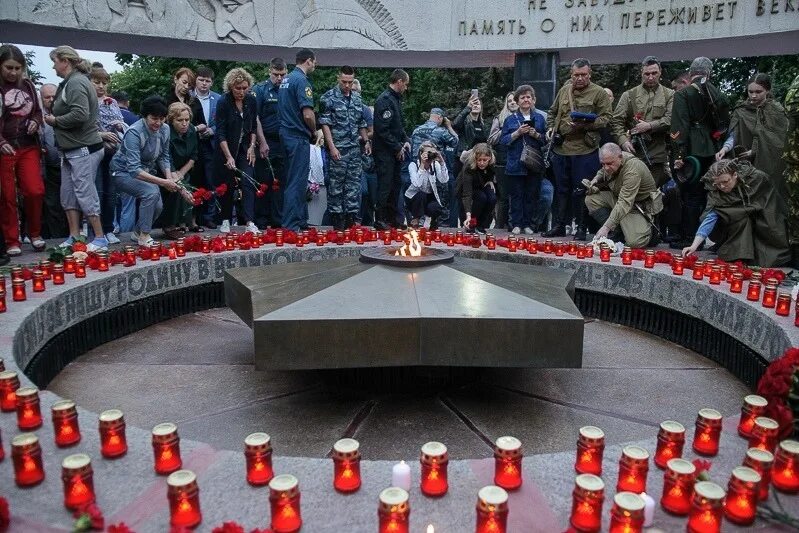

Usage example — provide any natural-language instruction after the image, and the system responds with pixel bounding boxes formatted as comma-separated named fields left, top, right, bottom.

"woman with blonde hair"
left=159, top=102, right=198, bottom=238
left=455, top=143, right=497, bottom=234
left=487, top=92, right=518, bottom=229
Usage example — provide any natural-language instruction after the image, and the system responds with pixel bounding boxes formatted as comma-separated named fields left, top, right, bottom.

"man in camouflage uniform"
left=784, top=74, right=799, bottom=243
left=320, top=65, right=370, bottom=230
left=410, top=108, right=459, bottom=161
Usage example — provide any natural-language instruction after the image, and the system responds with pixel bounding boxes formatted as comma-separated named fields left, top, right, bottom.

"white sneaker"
left=245, top=221, right=261, bottom=234
left=80, top=223, right=88, bottom=237
left=523, top=227, right=534, bottom=235
left=511, top=227, right=521, bottom=235
left=106, top=233, right=121, bottom=245
left=220, top=220, right=231, bottom=233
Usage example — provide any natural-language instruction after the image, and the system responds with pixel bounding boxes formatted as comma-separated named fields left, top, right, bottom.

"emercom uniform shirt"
left=278, top=67, right=314, bottom=139
left=547, top=81, right=612, bottom=156
left=254, top=78, right=281, bottom=140
left=373, top=87, right=408, bottom=153
left=319, top=86, right=367, bottom=149
left=611, top=84, right=674, bottom=165
left=592, top=152, right=659, bottom=230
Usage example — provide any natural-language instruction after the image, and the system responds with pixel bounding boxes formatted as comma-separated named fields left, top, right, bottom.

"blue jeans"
left=113, top=173, right=162, bottom=234
left=281, top=133, right=310, bottom=231
left=92, top=149, right=116, bottom=237
left=116, top=193, right=137, bottom=232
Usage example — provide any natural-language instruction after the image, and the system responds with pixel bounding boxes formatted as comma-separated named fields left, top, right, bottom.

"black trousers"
left=41, top=164, right=69, bottom=238
left=374, top=148, right=402, bottom=225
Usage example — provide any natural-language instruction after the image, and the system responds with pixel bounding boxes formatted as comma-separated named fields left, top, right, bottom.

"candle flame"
left=60, top=425, right=74, bottom=436
left=426, top=525, right=434, bottom=533
left=394, top=230, right=422, bottom=257
left=23, top=457, right=36, bottom=472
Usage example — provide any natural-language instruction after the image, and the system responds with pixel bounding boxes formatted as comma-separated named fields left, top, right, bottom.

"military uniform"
left=410, top=120, right=458, bottom=161
left=319, top=86, right=368, bottom=219
left=784, top=74, right=799, bottom=241
left=585, top=152, right=662, bottom=248
left=254, top=78, right=284, bottom=228
left=373, top=87, right=409, bottom=228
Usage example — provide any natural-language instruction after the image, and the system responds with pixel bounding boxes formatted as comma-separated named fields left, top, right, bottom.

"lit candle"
left=672, top=256, right=684, bottom=275
left=245, top=432, right=273, bottom=486
left=686, top=481, right=725, bottom=533
left=585, top=245, right=594, bottom=258
left=639, top=492, right=655, bottom=527
left=475, top=485, right=509, bottom=533
left=52, top=264, right=65, bottom=285
left=660, top=458, right=696, bottom=515
left=600, top=246, right=611, bottom=262
left=576, top=245, right=586, bottom=259
left=0, top=427, right=4, bottom=462
left=167, top=469, right=202, bottom=528
left=74, top=259, right=86, bottom=278
left=201, top=237, right=211, bottom=253
left=11, top=433, right=45, bottom=487
left=226, top=233, right=237, bottom=250
left=332, top=438, right=361, bottom=493
left=493, top=436, right=523, bottom=490
left=62, top=453, right=95, bottom=510
left=455, top=231, right=464, bottom=245
left=316, top=234, right=325, bottom=246
left=569, top=473, right=604, bottom=533
left=336, top=231, right=345, bottom=245
left=175, top=238, right=186, bottom=256
left=608, top=492, right=645, bottom=533
left=39, top=260, right=52, bottom=279
left=0, top=370, right=20, bottom=411
left=644, top=250, right=655, bottom=268
left=52, top=399, right=81, bottom=447
left=355, top=230, right=364, bottom=245
left=729, top=272, right=743, bottom=293
left=12, top=278, right=26, bottom=301
left=692, top=260, right=704, bottom=280
left=772, top=439, right=799, bottom=493
left=507, top=238, right=517, bottom=253
left=98, top=251, right=110, bottom=270
left=708, top=266, right=722, bottom=285
left=378, top=487, right=409, bottom=533
left=616, top=445, right=650, bottom=494
left=776, top=293, right=792, bottom=316
left=743, top=447, right=774, bottom=501
left=555, top=242, right=565, bottom=257
left=655, top=420, right=685, bottom=469
left=747, top=280, right=762, bottom=301
left=269, top=474, right=302, bottom=533
left=15, top=387, right=43, bottom=430
left=10, top=266, right=22, bottom=280
left=527, top=238, right=537, bottom=254
left=64, top=254, right=76, bottom=273
left=152, top=422, right=182, bottom=475
left=692, top=408, right=722, bottom=456
left=738, top=394, right=768, bottom=438
left=296, top=235, right=304, bottom=248
left=575, top=426, right=604, bottom=475
left=123, top=246, right=136, bottom=266
left=762, top=281, right=778, bottom=308
left=99, top=409, right=127, bottom=458
left=392, top=460, right=411, bottom=491
left=621, top=247, right=632, bottom=265
left=0, top=287, right=5, bottom=312
left=383, top=232, right=392, bottom=245
left=703, top=259, right=715, bottom=276
left=748, top=416, right=779, bottom=452
left=149, top=245, right=161, bottom=262
left=723, top=466, right=760, bottom=526
left=420, top=441, right=449, bottom=497
left=543, top=239, right=553, bottom=253
left=32, top=270, right=45, bottom=292
left=487, top=234, right=497, bottom=251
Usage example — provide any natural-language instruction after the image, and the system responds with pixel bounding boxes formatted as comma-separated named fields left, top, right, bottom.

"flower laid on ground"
left=107, top=523, right=133, bottom=533
left=212, top=522, right=246, bottom=533
left=72, top=502, right=104, bottom=531
left=756, top=347, right=799, bottom=439
left=0, top=496, right=10, bottom=532
left=692, top=458, right=712, bottom=481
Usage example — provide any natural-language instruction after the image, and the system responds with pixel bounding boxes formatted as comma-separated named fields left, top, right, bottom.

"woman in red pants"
left=0, top=44, right=44, bottom=256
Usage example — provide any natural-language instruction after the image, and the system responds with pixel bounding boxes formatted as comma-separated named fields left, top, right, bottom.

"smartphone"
left=471, top=88, right=479, bottom=99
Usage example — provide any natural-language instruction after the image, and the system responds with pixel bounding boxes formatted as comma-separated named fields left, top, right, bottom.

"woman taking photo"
left=488, top=92, right=518, bottom=230
left=160, top=102, right=198, bottom=238
left=455, top=143, right=497, bottom=234
left=0, top=44, right=44, bottom=256
left=45, top=45, right=108, bottom=252
left=215, top=67, right=259, bottom=234
left=404, top=141, right=449, bottom=230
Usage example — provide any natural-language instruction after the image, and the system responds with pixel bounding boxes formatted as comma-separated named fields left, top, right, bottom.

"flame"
left=427, top=525, right=434, bottom=533
left=394, top=230, right=422, bottom=257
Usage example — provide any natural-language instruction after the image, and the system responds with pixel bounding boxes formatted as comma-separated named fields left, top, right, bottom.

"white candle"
left=640, top=491, right=655, bottom=527
left=426, top=525, right=434, bottom=533
left=392, top=460, right=411, bottom=491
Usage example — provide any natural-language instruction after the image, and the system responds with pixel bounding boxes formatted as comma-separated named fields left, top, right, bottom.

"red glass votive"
left=32, top=270, right=45, bottom=292
left=655, top=420, right=685, bottom=469
left=226, top=234, right=237, bottom=250
left=383, top=233, right=392, bottom=245
left=99, top=409, right=127, bottom=458
left=621, top=247, right=632, bottom=265
left=52, top=399, right=81, bottom=447
left=507, top=238, right=517, bottom=253
left=555, top=242, right=565, bottom=256
left=0, top=287, right=5, bottom=312
left=175, top=237, right=186, bottom=256
left=245, top=432, right=273, bottom=486
left=487, top=235, right=496, bottom=250
left=378, top=487, right=409, bottom=533
left=201, top=237, right=211, bottom=253
left=97, top=251, right=110, bottom=270
left=708, top=266, right=722, bottom=285
left=672, top=256, right=684, bottom=275
left=609, top=492, right=645, bottom=533
left=493, top=436, right=523, bottom=490
left=692, top=260, right=704, bottom=280
left=12, top=278, right=26, bottom=301
left=355, top=231, right=364, bottom=245
left=692, top=408, right=722, bottom=456
left=600, top=246, right=611, bottom=262
left=476, top=485, right=509, bottom=533
left=661, top=458, right=697, bottom=515
left=75, top=260, right=86, bottom=278
left=748, top=416, right=780, bottom=452
left=150, top=245, right=161, bottom=262
left=772, top=439, right=799, bottom=493
left=575, top=426, right=604, bottom=475
left=527, top=238, right=537, bottom=254
left=332, top=438, right=361, bottom=493
left=644, top=250, right=655, bottom=268
left=0, top=272, right=5, bottom=291
left=743, top=447, right=774, bottom=501
left=703, top=259, right=715, bottom=276
left=762, top=282, right=778, bottom=308
left=776, top=293, right=792, bottom=316
left=316, top=234, right=326, bottom=246
left=687, top=481, right=725, bottom=533
left=167, top=469, right=202, bottom=528
left=567, top=242, right=577, bottom=255
left=747, top=280, right=762, bottom=301
left=123, top=246, right=136, bottom=266
left=0, top=370, right=20, bottom=411
left=723, top=466, right=760, bottom=526
left=738, top=394, right=768, bottom=438
left=335, top=231, right=344, bottom=245
left=729, top=272, right=743, bottom=293
left=152, top=422, right=182, bottom=475
left=62, top=453, right=95, bottom=510
left=420, top=441, right=449, bottom=497
left=270, top=474, right=302, bottom=533
left=52, top=264, right=65, bottom=285
left=616, top=445, right=649, bottom=493
left=577, top=245, right=586, bottom=259
left=296, top=235, right=304, bottom=248
left=455, top=231, right=465, bottom=245
left=0, top=427, right=4, bottom=462
left=570, top=473, right=604, bottom=532
left=12, top=433, right=45, bottom=487
left=10, top=266, right=22, bottom=280
left=39, top=260, right=52, bottom=279
left=64, top=254, right=76, bottom=273
left=15, top=387, right=43, bottom=430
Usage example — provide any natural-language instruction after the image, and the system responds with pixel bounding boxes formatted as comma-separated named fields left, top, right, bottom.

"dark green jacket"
left=671, top=77, right=729, bottom=159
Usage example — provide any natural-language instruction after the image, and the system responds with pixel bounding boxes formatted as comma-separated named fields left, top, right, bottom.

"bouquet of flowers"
left=756, top=347, right=799, bottom=439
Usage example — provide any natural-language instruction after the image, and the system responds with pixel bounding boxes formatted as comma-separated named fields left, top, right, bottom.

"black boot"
left=543, top=225, right=566, bottom=237
left=332, top=213, right=346, bottom=231
left=344, top=213, right=354, bottom=229
left=428, top=216, right=439, bottom=231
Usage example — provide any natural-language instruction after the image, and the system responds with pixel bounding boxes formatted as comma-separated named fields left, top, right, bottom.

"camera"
left=426, top=149, right=438, bottom=158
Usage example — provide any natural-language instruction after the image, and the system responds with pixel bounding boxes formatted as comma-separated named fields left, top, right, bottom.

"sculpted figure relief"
left=292, top=0, right=407, bottom=50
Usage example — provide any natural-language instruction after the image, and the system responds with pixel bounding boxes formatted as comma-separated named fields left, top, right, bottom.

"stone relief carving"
left=70, top=0, right=199, bottom=38
left=292, top=0, right=407, bottom=50
left=185, top=0, right=270, bottom=44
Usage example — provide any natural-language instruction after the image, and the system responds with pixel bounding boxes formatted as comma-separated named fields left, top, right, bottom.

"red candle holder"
left=316, top=234, right=326, bottom=246
left=576, top=245, right=586, bottom=259
left=644, top=250, right=655, bottom=268
left=621, top=247, right=632, bottom=265
left=62, top=453, right=95, bottom=510
left=776, top=293, right=792, bottom=316
left=0, top=427, right=4, bottom=462
left=175, top=238, right=186, bottom=256
left=616, top=445, right=649, bottom=493
left=655, top=420, right=685, bottom=469
left=475, top=485, right=509, bottom=533
left=355, top=231, right=365, bottom=245
left=569, top=473, right=604, bottom=532
left=167, top=469, right=202, bottom=528
left=52, top=399, right=81, bottom=447
left=575, top=426, right=604, bottom=475
left=420, top=441, right=449, bottom=497
left=737, top=394, right=768, bottom=438
left=692, top=408, right=722, bottom=456
left=39, top=260, right=52, bottom=279
left=378, top=487, right=409, bottom=533
left=11, top=433, right=45, bottom=487
left=455, top=231, right=465, bottom=245
left=527, top=238, right=537, bottom=254
left=270, top=474, right=302, bottom=533
left=332, top=438, right=361, bottom=493
left=12, top=278, right=26, bottom=301
left=64, top=254, right=76, bottom=273
left=32, top=270, right=45, bottom=292
left=245, top=432, right=273, bottom=486
left=493, top=436, right=523, bottom=490
left=150, top=245, right=161, bottom=262
left=729, top=272, right=743, bottom=293
left=660, top=458, right=697, bottom=515
left=296, top=236, right=304, bottom=248
left=0, top=273, right=5, bottom=291
left=687, top=481, right=725, bottom=533
left=703, top=259, right=715, bottom=276
left=748, top=416, right=779, bottom=452
left=152, top=422, right=182, bottom=475
left=672, top=256, right=684, bottom=275
left=555, top=242, right=565, bottom=257
left=226, top=234, right=237, bottom=250
left=600, top=246, right=611, bottom=262
left=708, top=265, right=722, bottom=285
left=15, top=387, right=43, bottom=430
left=692, top=260, right=704, bottom=280
left=0, top=370, right=20, bottom=411
left=201, top=237, right=211, bottom=253
left=507, top=238, right=517, bottom=253
left=609, top=492, right=645, bottom=533
left=747, top=280, right=762, bottom=301
left=487, top=234, right=496, bottom=250
left=762, top=282, right=778, bottom=308
left=52, top=264, right=65, bottom=285
left=10, top=266, right=22, bottom=280
left=97, top=251, right=110, bottom=270
left=0, top=287, right=6, bottom=313
left=123, top=246, right=136, bottom=267
left=723, top=466, right=760, bottom=526
left=772, top=439, right=799, bottom=493
left=743, top=447, right=774, bottom=501
left=75, top=260, right=86, bottom=278
left=99, top=409, right=127, bottom=458
left=335, top=231, right=344, bottom=245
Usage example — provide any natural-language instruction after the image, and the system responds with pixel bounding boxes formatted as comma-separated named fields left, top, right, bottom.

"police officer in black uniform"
left=373, top=69, right=411, bottom=230
left=254, top=57, right=288, bottom=228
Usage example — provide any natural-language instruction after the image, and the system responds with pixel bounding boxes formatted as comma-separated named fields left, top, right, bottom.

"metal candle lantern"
left=660, top=458, right=696, bottom=515
left=12, top=433, right=45, bottom=487
left=332, top=438, right=361, bottom=493
left=269, top=474, right=302, bottom=533
left=692, top=408, right=722, bottom=456
left=378, top=487, right=409, bottom=533
left=15, top=387, right=43, bottom=430
left=575, top=426, right=604, bottom=475
left=493, top=436, right=523, bottom=490
left=99, top=409, right=127, bottom=458
left=475, top=485, right=509, bottom=533
left=569, top=473, right=604, bottom=533
left=167, top=469, right=202, bottom=528
left=654, top=420, right=685, bottom=469
left=152, top=422, right=182, bottom=475
left=738, top=394, right=768, bottom=438
left=722, top=466, right=761, bottom=526
left=62, top=453, right=95, bottom=510
left=245, top=432, right=274, bottom=486
left=52, top=399, right=81, bottom=447
left=686, top=481, right=725, bottom=533
left=420, top=441, right=449, bottom=497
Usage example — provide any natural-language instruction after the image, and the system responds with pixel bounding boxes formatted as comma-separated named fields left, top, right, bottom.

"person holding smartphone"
left=452, top=91, right=488, bottom=225
left=404, top=141, right=449, bottom=230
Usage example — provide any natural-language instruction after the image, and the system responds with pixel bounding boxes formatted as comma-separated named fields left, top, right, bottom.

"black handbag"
left=520, top=137, right=544, bottom=174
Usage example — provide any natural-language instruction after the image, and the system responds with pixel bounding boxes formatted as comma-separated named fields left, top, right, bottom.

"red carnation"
left=72, top=241, right=88, bottom=252
left=634, top=112, right=644, bottom=122
left=107, top=523, right=133, bottom=533
left=109, top=250, right=125, bottom=265
left=256, top=190, right=265, bottom=198
left=692, top=459, right=712, bottom=481
left=711, top=130, right=723, bottom=141
left=215, top=184, right=228, bottom=197
left=169, top=527, right=192, bottom=533
left=72, top=502, right=104, bottom=530
left=85, top=253, right=100, bottom=270
left=0, top=496, right=9, bottom=532
left=21, top=267, right=33, bottom=280
left=272, top=179, right=280, bottom=191
left=213, top=522, right=246, bottom=533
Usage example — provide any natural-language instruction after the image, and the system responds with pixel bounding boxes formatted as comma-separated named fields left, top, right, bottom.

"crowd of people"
left=0, top=44, right=796, bottom=267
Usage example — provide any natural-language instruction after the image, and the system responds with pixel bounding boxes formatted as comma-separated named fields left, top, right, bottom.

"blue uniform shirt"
left=279, top=67, right=314, bottom=138
left=254, top=79, right=281, bottom=138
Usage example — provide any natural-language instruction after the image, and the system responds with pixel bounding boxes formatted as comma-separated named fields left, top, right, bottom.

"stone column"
left=513, top=52, right=559, bottom=111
